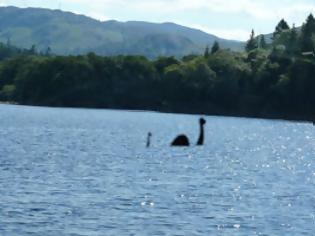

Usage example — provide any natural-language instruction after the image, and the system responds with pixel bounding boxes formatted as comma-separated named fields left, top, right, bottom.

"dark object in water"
left=146, top=132, right=152, bottom=148
left=171, top=118, right=206, bottom=147
left=171, top=135, right=190, bottom=146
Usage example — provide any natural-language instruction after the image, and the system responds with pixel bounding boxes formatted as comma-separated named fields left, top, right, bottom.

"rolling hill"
left=0, top=6, right=245, bottom=58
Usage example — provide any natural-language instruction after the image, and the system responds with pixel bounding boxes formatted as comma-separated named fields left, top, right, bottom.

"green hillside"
left=0, top=6, right=244, bottom=58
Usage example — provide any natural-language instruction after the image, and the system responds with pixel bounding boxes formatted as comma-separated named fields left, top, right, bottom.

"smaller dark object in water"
left=146, top=132, right=152, bottom=148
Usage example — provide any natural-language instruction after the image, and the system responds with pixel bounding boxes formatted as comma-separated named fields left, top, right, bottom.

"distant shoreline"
left=0, top=101, right=312, bottom=124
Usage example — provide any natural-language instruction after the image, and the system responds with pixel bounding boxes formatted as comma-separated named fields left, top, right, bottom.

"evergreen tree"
left=245, top=29, right=258, bottom=52
left=204, top=46, right=210, bottom=58
left=300, top=14, right=315, bottom=52
left=29, top=45, right=37, bottom=55
left=211, top=41, right=220, bottom=54
left=45, top=46, right=51, bottom=56
left=6, top=37, right=11, bottom=47
left=259, top=35, right=267, bottom=49
left=273, top=19, right=290, bottom=39
left=305, top=14, right=315, bottom=32
left=287, top=24, right=299, bottom=55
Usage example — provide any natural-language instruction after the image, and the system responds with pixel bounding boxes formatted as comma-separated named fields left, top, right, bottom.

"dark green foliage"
left=300, top=14, right=315, bottom=52
left=211, top=41, right=220, bottom=54
left=0, top=42, right=37, bottom=61
left=286, top=25, right=299, bottom=55
left=154, top=56, right=179, bottom=74
left=204, top=46, right=210, bottom=58
left=1, top=14, right=315, bottom=121
left=246, top=30, right=258, bottom=52
left=259, top=35, right=268, bottom=49
left=273, top=19, right=290, bottom=39
left=182, top=54, right=198, bottom=62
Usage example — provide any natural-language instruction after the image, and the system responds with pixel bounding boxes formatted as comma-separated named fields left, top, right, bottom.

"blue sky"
left=1, top=0, right=315, bottom=41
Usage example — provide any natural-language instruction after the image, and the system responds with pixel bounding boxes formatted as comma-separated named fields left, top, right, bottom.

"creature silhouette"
left=171, top=118, right=206, bottom=146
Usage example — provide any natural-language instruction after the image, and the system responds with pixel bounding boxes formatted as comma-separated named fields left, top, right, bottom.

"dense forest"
left=0, top=14, right=315, bottom=121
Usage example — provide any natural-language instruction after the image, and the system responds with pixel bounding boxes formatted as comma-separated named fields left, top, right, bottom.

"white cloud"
left=0, top=0, right=7, bottom=6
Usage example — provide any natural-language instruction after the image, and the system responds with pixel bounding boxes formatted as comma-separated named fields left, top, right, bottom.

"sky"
left=0, top=0, right=315, bottom=41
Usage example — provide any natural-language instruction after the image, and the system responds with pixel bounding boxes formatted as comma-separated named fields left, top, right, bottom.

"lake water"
left=0, top=104, right=315, bottom=235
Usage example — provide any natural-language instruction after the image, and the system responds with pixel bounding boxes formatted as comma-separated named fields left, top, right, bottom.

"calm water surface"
left=1, top=104, right=315, bottom=235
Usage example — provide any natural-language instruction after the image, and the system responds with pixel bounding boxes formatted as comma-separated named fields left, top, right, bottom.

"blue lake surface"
left=0, top=104, right=315, bottom=235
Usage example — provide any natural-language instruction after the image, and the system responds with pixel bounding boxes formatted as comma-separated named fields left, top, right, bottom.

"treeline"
left=0, top=15, right=315, bottom=121
left=0, top=42, right=40, bottom=61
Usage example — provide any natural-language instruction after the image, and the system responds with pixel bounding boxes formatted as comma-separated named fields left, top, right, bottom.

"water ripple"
left=0, top=105, right=315, bottom=235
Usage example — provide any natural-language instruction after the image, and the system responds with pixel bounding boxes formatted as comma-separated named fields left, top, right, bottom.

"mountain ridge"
left=0, top=6, right=245, bottom=57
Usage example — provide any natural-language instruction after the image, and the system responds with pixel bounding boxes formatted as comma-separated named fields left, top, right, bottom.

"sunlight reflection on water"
left=0, top=104, right=315, bottom=235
